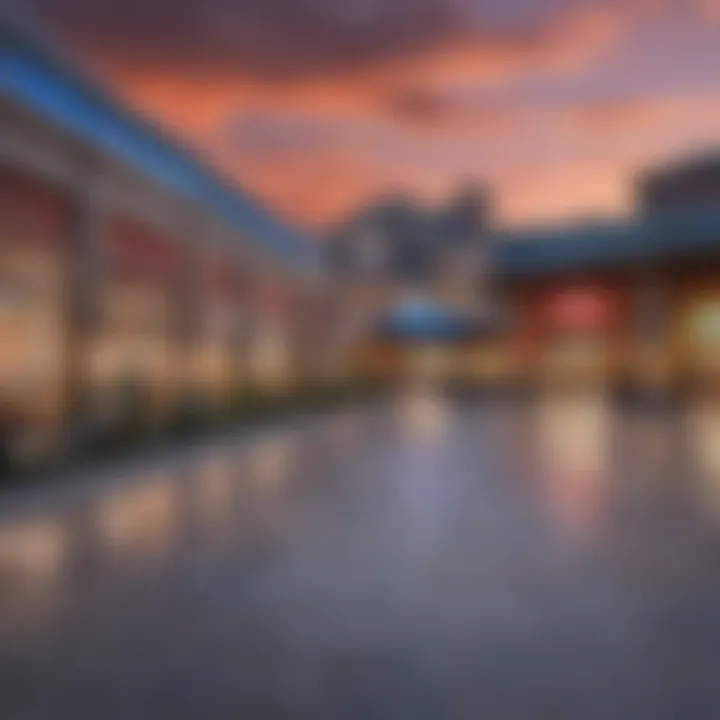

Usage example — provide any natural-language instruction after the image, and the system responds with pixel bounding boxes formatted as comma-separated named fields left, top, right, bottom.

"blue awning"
left=376, top=298, right=499, bottom=342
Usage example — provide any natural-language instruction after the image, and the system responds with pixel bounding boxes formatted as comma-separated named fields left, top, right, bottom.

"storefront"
left=0, top=169, right=73, bottom=459
left=369, top=297, right=489, bottom=388
left=358, top=341, right=405, bottom=382
left=0, top=13, right=325, bottom=466
left=249, top=276, right=292, bottom=393
left=493, top=197, right=720, bottom=396
left=679, top=292, right=720, bottom=393
left=322, top=285, right=383, bottom=382
left=193, top=257, right=245, bottom=410
left=529, top=284, right=622, bottom=388
left=627, top=281, right=674, bottom=392
left=453, top=341, right=517, bottom=387
left=449, top=305, right=516, bottom=388
left=90, top=216, right=183, bottom=434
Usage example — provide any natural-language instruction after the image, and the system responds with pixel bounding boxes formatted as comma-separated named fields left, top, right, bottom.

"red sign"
left=0, top=169, right=73, bottom=247
left=107, top=216, right=183, bottom=282
left=543, top=288, right=617, bottom=333
left=203, top=259, right=246, bottom=300
left=256, top=279, right=290, bottom=321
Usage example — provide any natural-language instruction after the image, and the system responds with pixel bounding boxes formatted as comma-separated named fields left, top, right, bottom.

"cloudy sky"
left=24, top=0, right=720, bottom=233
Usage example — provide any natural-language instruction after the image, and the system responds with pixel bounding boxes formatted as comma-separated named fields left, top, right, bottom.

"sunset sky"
left=24, top=0, right=720, bottom=235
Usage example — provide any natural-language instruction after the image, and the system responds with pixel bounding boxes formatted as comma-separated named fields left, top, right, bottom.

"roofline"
left=0, top=10, right=322, bottom=270
left=491, top=213, right=720, bottom=278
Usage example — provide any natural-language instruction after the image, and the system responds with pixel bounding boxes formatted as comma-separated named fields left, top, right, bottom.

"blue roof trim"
left=377, top=298, right=479, bottom=341
left=491, top=224, right=647, bottom=276
left=492, top=213, right=720, bottom=277
left=645, top=210, right=720, bottom=255
left=0, top=20, right=320, bottom=269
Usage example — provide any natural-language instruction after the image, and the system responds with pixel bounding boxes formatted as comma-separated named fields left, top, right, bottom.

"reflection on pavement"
left=95, top=471, right=179, bottom=562
left=1, top=398, right=720, bottom=718
left=396, top=393, right=453, bottom=550
left=0, top=514, right=66, bottom=591
left=685, top=400, right=720, bottom=521
left=535, top=392, right=611, bottom=536
left=193, top=453, right=237, bottom=520
left=398, top=390, right=451, bottom=443
left=249, top=435, right=296, bottom=490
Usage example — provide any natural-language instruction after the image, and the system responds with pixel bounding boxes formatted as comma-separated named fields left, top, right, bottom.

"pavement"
left=1, top=392, right=720, bottom=719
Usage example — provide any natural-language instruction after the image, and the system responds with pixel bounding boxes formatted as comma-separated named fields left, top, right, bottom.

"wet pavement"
left=2, top=393, right=720, bottom=718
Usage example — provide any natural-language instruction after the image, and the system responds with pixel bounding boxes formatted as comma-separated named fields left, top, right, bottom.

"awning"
left=375, top=298, right=506, bottom=343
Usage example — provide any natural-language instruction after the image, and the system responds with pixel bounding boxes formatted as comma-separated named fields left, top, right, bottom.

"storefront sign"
left=203, top=260, right=246, bottom=300
left=107, top=217, right=182, bottom=282
left=543, top=287, right=617, bottom=333
left=0, top=170, right=73, bottom=247
left=256, top=279, right=290, bottom=322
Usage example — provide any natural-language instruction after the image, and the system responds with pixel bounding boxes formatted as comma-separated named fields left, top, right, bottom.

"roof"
left=0, top=14, right=321, bottom=270
left=491, top=212, right=720, bottom=278
left=491, top=222, right=648, bottom=277
left=641, top=151, right=720, bottom=187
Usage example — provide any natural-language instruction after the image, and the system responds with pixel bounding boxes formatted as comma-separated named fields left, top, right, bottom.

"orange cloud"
left=101, top=1, right=626, bottom=127
left=33, top=0, right=720, bottom=233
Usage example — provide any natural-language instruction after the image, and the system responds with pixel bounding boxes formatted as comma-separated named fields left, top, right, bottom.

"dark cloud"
left=20, top=0, right=717, bottom=232
left=26, top=0, right=454, bottom=75
left=25, top=0, right=582, bottom=77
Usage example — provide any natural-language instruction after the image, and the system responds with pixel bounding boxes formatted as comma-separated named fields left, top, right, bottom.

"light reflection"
left=250, top=326, right=290, bottom=391
left=249, top=435, right=296, bottom=489
left=535, top=392, right=611, bottom=536
left=393, top=392, right=454, bottom=556
left=0, top=515, right=67, bottom=590
left=95, top=472, right=178, bottom=560
left=398, top=391, right=451, bottom=443
left=194, top=454, right=237, bottom=519
left=685, top=400, right=720, bottom=521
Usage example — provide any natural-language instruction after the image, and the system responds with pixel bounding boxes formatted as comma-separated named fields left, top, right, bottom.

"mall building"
left=492, top=153, right=720, bottom=394
left=0, top=16, right=337, bottom=461
left=352, top=152, right=720, bottom=394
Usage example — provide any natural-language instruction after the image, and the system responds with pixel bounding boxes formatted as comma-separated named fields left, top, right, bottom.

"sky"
left=23, top=0, right=720, bottom=235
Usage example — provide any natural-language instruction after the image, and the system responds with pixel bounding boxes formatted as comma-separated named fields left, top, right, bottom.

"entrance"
left=407, top=344, right=451, bottom=388
left=684, top=297, right=720, bottom=394
left=536, top=286, right=618, bottom=389
left=0, top=171, right=70, bottom=462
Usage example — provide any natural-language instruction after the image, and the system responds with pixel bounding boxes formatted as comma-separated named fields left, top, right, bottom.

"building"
left=327, top=188, right=495, bottom=382
left=491, top=154, right=720, bottom=393
left=639, top=152, right=720, bottom=215
left=0, top=14, right=327, bottom=463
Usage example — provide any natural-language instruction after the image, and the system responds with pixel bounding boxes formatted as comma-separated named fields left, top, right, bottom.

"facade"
left=327, top=147, right=720, bottom=394
left=0, top=16, right=332, bottom=462
left=327, top=188, right=493, bottom=384
left=5, top=12, right=720, bottom=469
left=639, top=153, right=720, bottom=215
left=491, top=155, right=720, bottom=393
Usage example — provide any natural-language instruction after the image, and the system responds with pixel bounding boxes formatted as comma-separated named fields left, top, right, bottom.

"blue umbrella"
left=376, top=298, right=488, bottom=343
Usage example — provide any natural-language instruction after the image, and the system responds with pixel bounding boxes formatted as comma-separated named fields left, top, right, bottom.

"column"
left=62, top=161, right=106, bottom=450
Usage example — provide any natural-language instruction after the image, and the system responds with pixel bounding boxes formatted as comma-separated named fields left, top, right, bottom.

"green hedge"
left=0, top=375, right=388, bottom=487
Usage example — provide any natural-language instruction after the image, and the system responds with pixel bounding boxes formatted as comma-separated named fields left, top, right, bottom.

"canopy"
left=376, top=298, right=504, bottom=343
